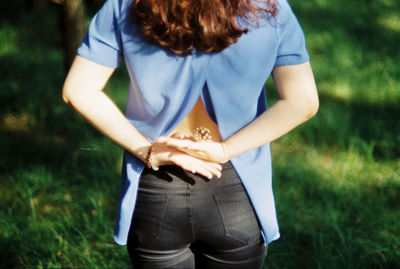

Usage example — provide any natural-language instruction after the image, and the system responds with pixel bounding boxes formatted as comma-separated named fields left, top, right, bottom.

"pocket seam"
left=213, top=192, right=250, bottom=245
left=134, top=193, right=169, bottom=240
left=156, top=195, right=169, bottom=238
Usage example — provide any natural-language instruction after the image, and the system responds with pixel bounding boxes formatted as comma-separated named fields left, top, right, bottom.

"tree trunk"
left=61, top=0, right=86, bottom=72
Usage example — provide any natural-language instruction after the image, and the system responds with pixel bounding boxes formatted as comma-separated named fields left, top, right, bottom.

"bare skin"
left=171, top=96, right=222, bottom=142
left=62, top=56, right=318, bottom=179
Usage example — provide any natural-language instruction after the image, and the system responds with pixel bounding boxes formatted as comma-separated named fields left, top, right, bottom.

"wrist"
left=221, top=140, right=233, bottom=163
left=128, top=143, right=151, bottom=164
left=145, top=143, right=159, bottom=170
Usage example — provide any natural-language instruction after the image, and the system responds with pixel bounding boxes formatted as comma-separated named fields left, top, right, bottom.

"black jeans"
left=127, top=162, right=267, bottom=269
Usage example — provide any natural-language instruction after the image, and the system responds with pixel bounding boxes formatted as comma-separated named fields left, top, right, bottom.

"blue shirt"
left=78, top=0, right=309, bottom=246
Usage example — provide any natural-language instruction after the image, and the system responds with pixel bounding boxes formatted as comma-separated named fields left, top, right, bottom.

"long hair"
left=131, top=0, right=277, bottom=55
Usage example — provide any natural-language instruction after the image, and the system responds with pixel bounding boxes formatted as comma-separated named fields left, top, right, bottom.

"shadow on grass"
left=273, top=0, right=400, bottom=161
left=0, top=1, right=130, bottom=176
left=269, top=154, right=400, bottom=269
left=293, top=0, right=400, bottom=58
left=298, top=93, right=400, bottom=160
left=0, top=235, right=22, bottom=268
left=0, top=1, right=89, bottom=174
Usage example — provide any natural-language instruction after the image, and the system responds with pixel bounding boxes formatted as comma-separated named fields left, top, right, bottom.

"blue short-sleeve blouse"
left=77, top=0, right=309, bottom=246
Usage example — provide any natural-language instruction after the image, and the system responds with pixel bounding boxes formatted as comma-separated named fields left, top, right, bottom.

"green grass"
left=1, top=0, right=399, bottom=268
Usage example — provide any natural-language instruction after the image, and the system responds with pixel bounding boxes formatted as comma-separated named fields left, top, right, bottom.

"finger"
left=167, top=139, right=212, bottom=155
left=177, top=144, right=215, bottom=161
left=201, top=163, right=222, bottom=179
left=170, top=153, right=218, bottom=179
left=207, top=161, right=223, bottom=171
left=159, top=137, right=194, bottom=149
left=177, top=160, right=214, bottom=179
left=189, top=158, right=222, bottom=178
left=178, top=147, right=208, bottom=160
left=156, top=136, right=168, bottom=143
left=170, top=132, right=195, bottom=140
left=179, top=141, right=212, bottom=152
left=195, top=167, right=214, bottom=179
left=200, top=162, right=222, bottom=178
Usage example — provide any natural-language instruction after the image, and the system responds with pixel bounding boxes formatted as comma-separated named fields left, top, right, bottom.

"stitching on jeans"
left=156, top=195, right=169, bottom=238
left=212, top=193, right=228, bottom=235
left=187, top=185, right=195, bottom=241
left=213, top=193, right=248, bottom=244
left=213, top=192, right=256, bottom=245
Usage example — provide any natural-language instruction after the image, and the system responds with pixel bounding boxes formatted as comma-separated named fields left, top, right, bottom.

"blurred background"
left=0, top=0, right=399, bottom=268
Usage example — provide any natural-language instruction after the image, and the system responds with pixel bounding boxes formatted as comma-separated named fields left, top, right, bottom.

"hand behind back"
left=154, top=132, right=230, bottom=175
left=150, top=136, right=223, bottom=179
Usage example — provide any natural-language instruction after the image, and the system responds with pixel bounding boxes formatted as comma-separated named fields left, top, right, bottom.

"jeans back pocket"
left=130, top=193, right=169, bottom=247
left=213, top=187, right=261, bottom=245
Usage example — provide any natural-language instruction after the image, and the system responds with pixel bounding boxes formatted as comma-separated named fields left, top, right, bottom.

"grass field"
left=1, top=0, right=399, bottom=268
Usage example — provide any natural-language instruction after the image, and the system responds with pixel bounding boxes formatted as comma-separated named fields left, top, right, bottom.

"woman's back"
left=172, top=97, right=222, bottom=142
left=62, top=0, right=318, bottom=267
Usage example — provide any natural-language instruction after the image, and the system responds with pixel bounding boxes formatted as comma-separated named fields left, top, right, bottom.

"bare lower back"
left=171, top=97, right=222, bottom=142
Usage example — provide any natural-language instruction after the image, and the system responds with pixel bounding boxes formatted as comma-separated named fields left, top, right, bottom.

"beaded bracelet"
left=145, top=144, right=159, bottom=171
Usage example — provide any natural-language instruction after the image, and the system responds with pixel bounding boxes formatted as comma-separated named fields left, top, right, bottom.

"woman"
left=62, top=0, right=319, bottom=268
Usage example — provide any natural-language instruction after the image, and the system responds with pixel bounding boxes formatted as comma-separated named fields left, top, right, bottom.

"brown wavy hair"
left=131, top=0, right=277, bottom=55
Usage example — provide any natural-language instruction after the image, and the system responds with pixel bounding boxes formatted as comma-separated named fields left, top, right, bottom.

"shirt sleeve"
left=274, top=0, right=309, bottom=67
left=77, top=0, right=123, bottom=68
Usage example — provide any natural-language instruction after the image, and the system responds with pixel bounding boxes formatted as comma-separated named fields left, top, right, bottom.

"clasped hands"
left=149, top=132, right=231, bottom=179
